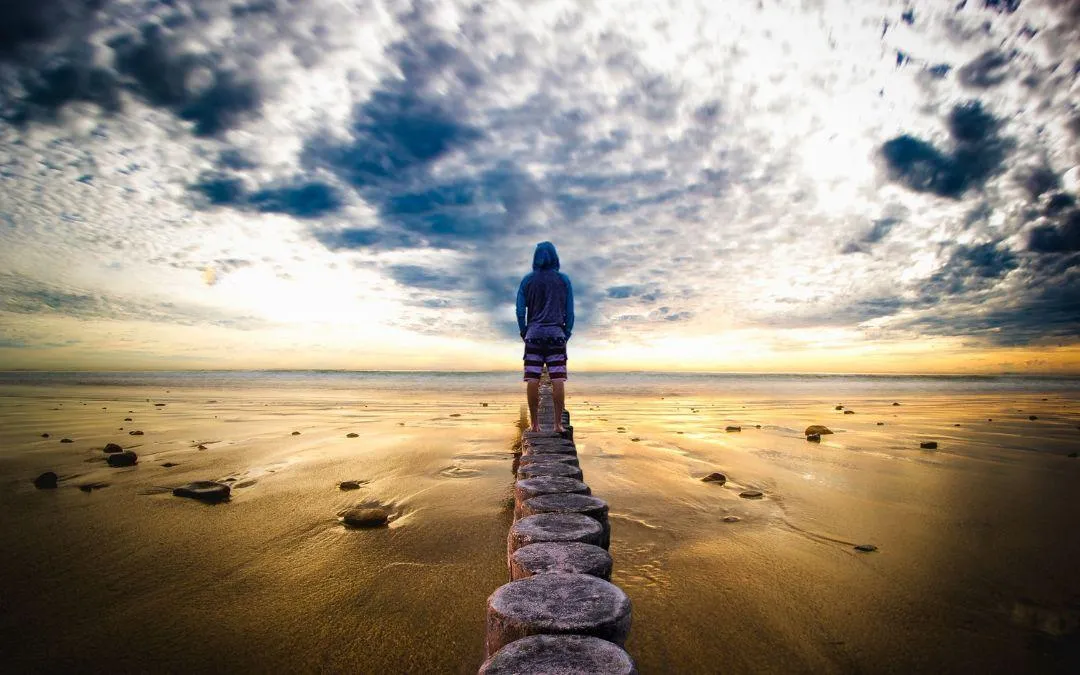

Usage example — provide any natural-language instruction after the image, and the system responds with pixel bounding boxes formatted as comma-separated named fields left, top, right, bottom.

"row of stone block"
left=480, top=398, right=637, bottom=673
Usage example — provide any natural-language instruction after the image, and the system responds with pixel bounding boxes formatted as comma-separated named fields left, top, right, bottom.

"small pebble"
left=78, top=482, right=109, bottom=493
left=291, top=431, right=301, bottom=435
left=739, top=490, right=764, bottom=499
left=854, top=544, right=878, bottom=553
left=892, top=402, right=900, bottom=406
left=702, top=472, right=727, bottom=484
left=449, top=413, right=461, bottom=417
left=346, top=433, right=359, bottom=438
left=40, top=433, right=50, bottom=438
left=630, top=437, right=641, bottom=442
left=725, top=426, right=741, bottom=432
left=339, top=480, right=363, bottom=490
left=60, top=438, right=74, bottom=443
left=103, top=443, right=123, bottom=454
left=844, top=410, right=855, bottom=415
left=920, top=441, right=938, bottom=450
left=129, top=430, right=144, bottom=436
left=1028, top=415, right=1038, bottom=421
left=124, top=417, right=132, bottom=421
left=876, top=422, right=884, bottom=426
left=162, top=462, right=179, bottom=468
left=723, top=516, right=740, bottom=523
left=197, top=444, right=208, bottom=450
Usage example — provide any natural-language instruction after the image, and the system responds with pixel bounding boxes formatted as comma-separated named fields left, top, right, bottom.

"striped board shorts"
left=523, top=336, right=568, bottom=381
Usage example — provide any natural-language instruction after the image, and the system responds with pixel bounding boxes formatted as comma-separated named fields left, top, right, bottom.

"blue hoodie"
left=516, top=242, right=574, bottom=340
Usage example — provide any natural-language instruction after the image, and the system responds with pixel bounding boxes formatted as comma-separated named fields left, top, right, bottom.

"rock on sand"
left=107, top=451, right=138, bottom=467
left=739, top=490, right=764, bottom=499
left=103, top=443, right=123, bottom=454
left=702, top=472, right=727, bottom=484
left=342, top=507, right=389, bottom=528
left=173, top=481, right=231, bottom=503
left=806, top=433, right=821, bottom=442
left=804, top=425, right=833, bottom=436
left=920, top=441, right=938, bottom=450
left=33, top=472, right=58, bottom=489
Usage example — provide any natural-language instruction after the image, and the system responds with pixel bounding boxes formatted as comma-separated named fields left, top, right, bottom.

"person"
left=515, top=241, right=574, bottom=433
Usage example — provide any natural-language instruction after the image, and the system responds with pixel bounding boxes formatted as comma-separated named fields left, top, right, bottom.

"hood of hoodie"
left=532, top=241, right=560, bottom=271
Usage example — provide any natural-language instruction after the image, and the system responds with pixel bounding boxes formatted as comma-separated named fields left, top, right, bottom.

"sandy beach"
left=1, top=372, right=1079, bottom=673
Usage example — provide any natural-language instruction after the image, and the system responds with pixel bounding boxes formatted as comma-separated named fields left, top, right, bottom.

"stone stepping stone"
left=517, top=462, right=584, bottom=481
left=521, top=493, right=610, bottom=549
left=508, top=513, right=604, bottom=562
left=522, top=430, right=562, bottom=440
left=517, top=453, right=580, bottom=468
left=173, top=481, right=231, bottom=503
left=480, top=634, right=635, bottom=675
left=510, top=542, right=612, bottom=581
left=485, top=573, right=632, bottom=658
left=523, top=442, right=577, bottom=457
left=515, top=476, right=590, bottom=519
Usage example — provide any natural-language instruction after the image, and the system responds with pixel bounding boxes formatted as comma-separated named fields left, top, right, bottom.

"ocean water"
left=2, top=370, right=1078, bottom=397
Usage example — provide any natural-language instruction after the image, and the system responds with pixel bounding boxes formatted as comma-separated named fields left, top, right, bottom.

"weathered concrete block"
left=514, top=476, right=590, bottom=519
left=484, top=573, right=632, bottom=658
left=479, top=634, right=636, bottom=675
left=510, top=542, right=612, bottom=581
left=517, top=453, right=580, bottom=468
left=523, top=441, right=577, bottom=456
left=517, top=462, right=584, bottom=481
left=508, top=513, right=604, bottom=563
left=521, top=493, right=610, bottom=550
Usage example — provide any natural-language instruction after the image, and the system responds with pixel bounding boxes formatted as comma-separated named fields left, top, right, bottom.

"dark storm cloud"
left=922, top=242, right=1019, bottom=298
left=248, top=182, right=342, bottom=219
left=1027, top=207, right=1080, bottom=253
left=109, top=24, right=262, bottom=137
left=193, top=172, right=248, bottom=206
left=0, top=0, right=104, bottom=62
left=880, top=100, right=1011, bottom=199
left=3, top=2, right=266, bottom=134
left=957, top=50, right=1011, bottom=89
left=1018, top=166, right=1061, bottom=200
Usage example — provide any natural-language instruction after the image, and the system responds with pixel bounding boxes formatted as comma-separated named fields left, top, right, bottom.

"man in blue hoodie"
left=516, top=241, right=574, bottom=433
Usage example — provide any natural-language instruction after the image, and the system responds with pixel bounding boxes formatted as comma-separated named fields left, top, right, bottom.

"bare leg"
left=552, top=379, right=565, bottom=433
left=526, top=380, right=540, bottom=432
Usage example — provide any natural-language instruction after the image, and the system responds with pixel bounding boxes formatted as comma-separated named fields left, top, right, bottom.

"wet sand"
left=1, top=379, right=1079, bottom=673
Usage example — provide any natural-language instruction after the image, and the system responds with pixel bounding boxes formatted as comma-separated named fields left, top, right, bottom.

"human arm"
left=563, top=274, right=574, bottom=339
left=515, top=276, right=528, bottom=339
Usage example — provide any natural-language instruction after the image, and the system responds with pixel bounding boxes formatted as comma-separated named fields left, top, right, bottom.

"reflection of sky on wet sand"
left=0, top=382, right=1078, bottom=671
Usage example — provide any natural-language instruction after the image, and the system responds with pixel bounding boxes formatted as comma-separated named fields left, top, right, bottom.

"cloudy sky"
left=1, top=0, right=1078, bottom=373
